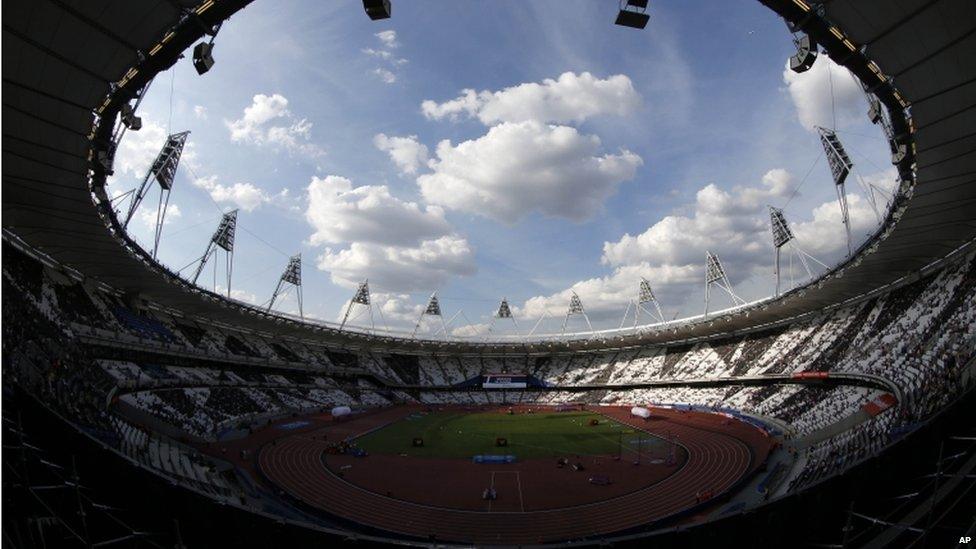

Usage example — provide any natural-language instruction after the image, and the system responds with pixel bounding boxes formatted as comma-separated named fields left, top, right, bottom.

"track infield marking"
left=488, top=471, right=524, bottom=512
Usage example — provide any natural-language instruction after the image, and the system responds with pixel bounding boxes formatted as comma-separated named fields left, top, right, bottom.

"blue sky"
left=110, top=0, right=896, bottom=336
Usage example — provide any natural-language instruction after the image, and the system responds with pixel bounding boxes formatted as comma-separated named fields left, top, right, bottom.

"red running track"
left=258, top=407, right=770, bottom=544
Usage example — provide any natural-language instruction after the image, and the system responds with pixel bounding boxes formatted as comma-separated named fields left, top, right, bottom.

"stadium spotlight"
left=615, top=0, right=649, bottom=29
left=193, top=42, right=215, bottom=75
left=121, top=103, right=142, bottom=131
left=363, top=0, right=391, bottom=20
left=789, top=34, right=818, bottom=73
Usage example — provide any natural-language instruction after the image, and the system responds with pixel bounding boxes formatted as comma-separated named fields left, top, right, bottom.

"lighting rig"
left=620, top=278, right=666, bottom=329
left=268, top=254, right=303, bottom=318
left=363, top=0, right=392, bottom=20
left=562, top=291, right=594, bottom=334
left=191, top=210, right=238, bottom=297
left=192, top=22, right=223, bottom=75
left=704, top=251, right=745, bottom=318
left=412, top=292, right=448, bottom=338
left=818, top=126, right=856, bottom=256
left=121, top=131, right=191, bottom=259
left=789, top=32, right=818, bottom=73
left=615, top=0, right=650, bottom=29
left=769, top=206, right=827, bottom=296
left=339, top=280, right=377, bottom=333
left=485, top=298, right=521, bottom=341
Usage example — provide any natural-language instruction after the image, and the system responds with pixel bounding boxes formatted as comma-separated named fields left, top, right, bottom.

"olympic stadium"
left=2, top=0, right=975, bottom=547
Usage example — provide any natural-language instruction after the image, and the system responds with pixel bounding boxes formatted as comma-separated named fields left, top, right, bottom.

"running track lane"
left=258, top=412, right=757, bottom=544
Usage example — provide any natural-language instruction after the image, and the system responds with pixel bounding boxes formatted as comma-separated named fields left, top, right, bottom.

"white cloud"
left=305, top=175, right=450, bottom=247
left=373, top=133, right=429, bottom=175
left=518, top=262, right=698, bottom=321
left=375, top=293, right=423, bottom=324
left=138, top=203, right=182, bottom=228
left=304, top=174, right=475, bottom=293
left=336, top=291, right=482, bottom=333
left=192, top=175, right=283, bottom=212
left=365, top=31, right=406, bottom=85
left=193, top=105, right=207, bottom=120
left=315, top=236, right=476, bottom=292
left=518, top=168, right=890, bottom=321
left=421, top=72, right=641, bottom=126
left=792, top=190, right=890, bottom=257
left=215, top=285, right=259, bottom=305
left=363, top=48, right=407, bottom=65
left=375, top=30, right=398, bottom=48
left=783, top=57, right=864, bottom=131
left=109, top=116, right=197, bottom=182
left=226, top=94, right=325, bottom=157
left=336, top=291, right=421, bottom=327
left=422, top=89, right=481, bottom=123
left=601, top=169, right=792, bottom=268
left=362, top=47, right=393, bottom=60
left=227, top=94, right=288, bottom=139
left=417, top=120, right=642, bottom=223
left=451, top=322, right=491, bottom=338
left=373, top=68, right=397, bottom=84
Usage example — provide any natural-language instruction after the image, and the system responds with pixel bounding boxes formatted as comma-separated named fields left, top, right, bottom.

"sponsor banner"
left=473, top=455, right=516, bottom=464
left=483, top=374, right=527, bottom=389
left=278, top=420, right=311, bottom=430
left=862, top=393, right=898, bottom=416
left=792, top=371, right=829, bottom=379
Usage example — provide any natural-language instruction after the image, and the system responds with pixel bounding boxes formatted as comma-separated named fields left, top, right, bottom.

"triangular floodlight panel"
left=638, top=278, right=656, bottom=303
left=497, top=298, right=513, bottom=319
left=352, top=281, right=370, bottom=305
left=705, top=251, right=727, bottom=284
left=769, top=206, right=795, bottom=249
left=424, top=295, right=442, bottom=316
left=568, top=293, right=585, bottom=316
left=212, top=210, right=238, bottom=252
left=281, top=255, right=302, bottom=285
left=149, top=131, right=190, bottom=190
left=818, top=127, right=853, bottom=187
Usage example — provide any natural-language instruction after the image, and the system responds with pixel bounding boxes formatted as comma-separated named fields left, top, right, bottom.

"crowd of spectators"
left=4, top=238, right=975, bottom=500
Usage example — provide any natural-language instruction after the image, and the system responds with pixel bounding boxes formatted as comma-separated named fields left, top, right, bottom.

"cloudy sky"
left=109, top=0, right=896, bottom=336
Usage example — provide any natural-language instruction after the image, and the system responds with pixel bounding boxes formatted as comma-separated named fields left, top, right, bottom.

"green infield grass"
left=353, top=410, right=668, bottom=459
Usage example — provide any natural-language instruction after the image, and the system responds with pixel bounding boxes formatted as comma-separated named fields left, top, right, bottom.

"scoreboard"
left=482, top=374, right=528, bottom=389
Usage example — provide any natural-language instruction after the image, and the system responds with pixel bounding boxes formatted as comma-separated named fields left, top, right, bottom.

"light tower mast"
left=562, top=291, right=594, bottom=334
left=636, top=277, right=665, bottom=325
left=338, top=280, right=374, bottom=332
left=704, top=251, right=745, bottom=318
left=817, top=126, right=855, bottom=256
left=486, top=297, right=521, bottom=340
left=769, top=206, right=827, bottom=295
left=268, top=254, right=303, bottom=318
left=412, top=292, right=448, bottom=338
left=770, top=206, right=794, bottom=297
left=121, top=131, right=190, bottom=258
left=191, top=210, right=238, bottom=297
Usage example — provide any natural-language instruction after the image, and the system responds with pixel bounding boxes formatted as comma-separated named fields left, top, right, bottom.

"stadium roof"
left=3, top=0, right=974, bottom=353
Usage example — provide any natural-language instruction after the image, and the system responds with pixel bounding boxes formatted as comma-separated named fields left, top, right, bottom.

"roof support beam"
left=3, top=24, right=115, bottom=83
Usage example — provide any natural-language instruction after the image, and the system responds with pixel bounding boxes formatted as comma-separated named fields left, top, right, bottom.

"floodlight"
left=193, top=42, right=214, bottom=75
left=121, top=103, right=142, bottom=131
left=789, top=34, right=817, bottom=73
left=616, top=0, right=649, bottom=29
left=363, top=0, right=391, bottom=20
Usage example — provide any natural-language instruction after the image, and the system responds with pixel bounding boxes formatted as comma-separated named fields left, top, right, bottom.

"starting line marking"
left=488, top=471, right=524, bottom=512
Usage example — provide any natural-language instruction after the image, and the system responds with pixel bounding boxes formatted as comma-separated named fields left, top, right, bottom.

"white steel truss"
left=191, top=210, right=237, bottom=297
left=704, top=251, right=745, bottom=317
left=268, top=254, right=302, bottom=318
